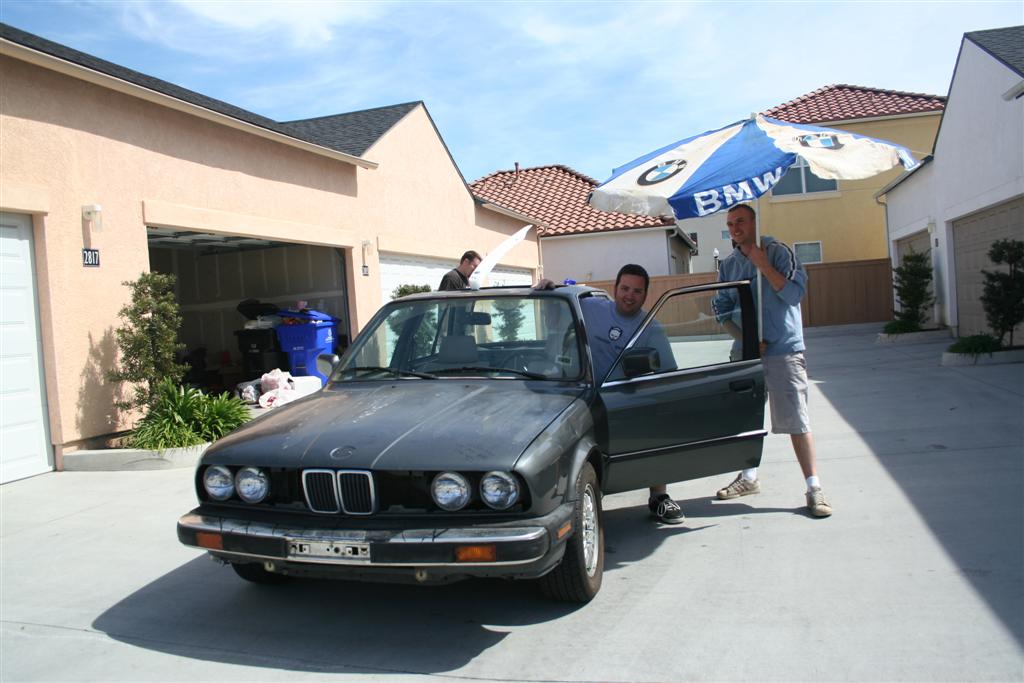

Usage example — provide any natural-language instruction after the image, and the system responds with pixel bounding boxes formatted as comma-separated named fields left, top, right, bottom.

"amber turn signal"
left=196, top=532, right=224, bottom=550
left=455, top=544, right=497, bottom=562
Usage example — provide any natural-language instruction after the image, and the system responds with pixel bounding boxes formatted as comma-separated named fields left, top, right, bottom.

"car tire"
left=539, top=462, right=604, bottom=603
left=230, top=561, right=289, bottom=585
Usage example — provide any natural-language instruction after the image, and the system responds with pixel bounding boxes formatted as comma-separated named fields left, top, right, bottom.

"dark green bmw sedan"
left=177, top=282, right=765, bottom=603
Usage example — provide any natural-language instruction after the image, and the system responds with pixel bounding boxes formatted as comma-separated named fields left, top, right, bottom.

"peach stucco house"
left=0, top=24, right=540, bottom=481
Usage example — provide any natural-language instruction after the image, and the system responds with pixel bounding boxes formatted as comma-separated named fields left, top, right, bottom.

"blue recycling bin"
left=275, top=310, right=339, bottom=385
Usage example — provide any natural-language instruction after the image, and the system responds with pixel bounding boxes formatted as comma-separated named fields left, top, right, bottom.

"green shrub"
left=890, top=251, right=935, bottom=330
left=106, top=272, right=188, bottom=412
left=195, top=392, right=252, bottom=443
left=947, top=334, right=1002, bottom=356
left=981, top=238, right=1024, bottom=347
left=883, top=319, right=922, bottom=335
left=130, top=378, right=250, bottom=450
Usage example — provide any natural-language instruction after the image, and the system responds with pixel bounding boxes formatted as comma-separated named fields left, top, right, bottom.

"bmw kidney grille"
left=302, top=469, right=375, bottom=515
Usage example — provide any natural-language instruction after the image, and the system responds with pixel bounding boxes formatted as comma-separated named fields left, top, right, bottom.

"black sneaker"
left=648, top=494, right=685, bottom=525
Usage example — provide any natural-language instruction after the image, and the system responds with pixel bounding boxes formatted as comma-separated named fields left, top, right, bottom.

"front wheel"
left=539, top=462, right=604, bottom=603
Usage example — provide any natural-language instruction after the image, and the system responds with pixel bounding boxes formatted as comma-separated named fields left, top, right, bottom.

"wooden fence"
left=586, top=258, right=892, bottom=328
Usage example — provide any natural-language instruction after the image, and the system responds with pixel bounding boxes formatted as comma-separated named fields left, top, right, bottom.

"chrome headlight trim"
left=480, top=471, right=520, bottom=510
left=235, top=466, right=270, bottom=504
left=203, top=465, right=235, bottom=501
left=431, top=471, right=471, bottom=511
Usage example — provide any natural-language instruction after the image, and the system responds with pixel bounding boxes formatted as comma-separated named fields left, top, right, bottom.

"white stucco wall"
left=885, top=37, right=1024, bottom=329
left=540, top=228, right=679, bottom=283
left=679, top=212, right=731, bottom=273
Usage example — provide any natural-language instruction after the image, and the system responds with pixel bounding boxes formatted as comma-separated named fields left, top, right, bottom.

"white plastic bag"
left=260, top=368, right=293, bottom=392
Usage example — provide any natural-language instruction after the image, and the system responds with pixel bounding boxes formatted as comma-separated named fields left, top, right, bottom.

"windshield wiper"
left=432, top=366, right=547, bottom=380
left=343, top=366, right=437, bottom=379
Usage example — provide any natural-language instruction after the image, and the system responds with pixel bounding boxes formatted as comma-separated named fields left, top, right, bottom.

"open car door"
left=597, top=281, right=766, bottom=494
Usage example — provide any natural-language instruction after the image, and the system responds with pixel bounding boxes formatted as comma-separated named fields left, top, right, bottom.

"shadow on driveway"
left=92, top=555, right=574, bottom=675
left=808, top=330, right=1023, bottom=645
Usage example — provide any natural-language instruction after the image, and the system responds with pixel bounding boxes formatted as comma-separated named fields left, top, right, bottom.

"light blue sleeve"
left=770, top=241, right=807, bottom=306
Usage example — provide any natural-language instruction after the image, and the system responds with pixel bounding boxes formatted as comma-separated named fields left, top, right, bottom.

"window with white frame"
left=772, top=157, right=838, bottom=196
left=794, top=241, right=822, bottom=264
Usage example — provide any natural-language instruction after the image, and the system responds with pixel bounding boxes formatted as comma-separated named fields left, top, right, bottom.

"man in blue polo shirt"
left=536, top=264, right=684, bottom=525
left=712, top=204, right=832, bottom=517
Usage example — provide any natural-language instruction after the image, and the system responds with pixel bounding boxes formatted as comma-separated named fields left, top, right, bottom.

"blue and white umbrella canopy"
left=589, top=114, right=918, bottom=220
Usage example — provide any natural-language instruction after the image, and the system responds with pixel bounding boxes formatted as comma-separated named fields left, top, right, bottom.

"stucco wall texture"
left=0, top=55, right=538, bottom=456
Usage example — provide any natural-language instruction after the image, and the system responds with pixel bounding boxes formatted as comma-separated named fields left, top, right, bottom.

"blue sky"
left=2, top=1, right=1021, bottom=182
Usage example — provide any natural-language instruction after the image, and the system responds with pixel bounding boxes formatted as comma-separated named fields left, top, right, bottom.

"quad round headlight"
left=235, top=467, right=270, bottom=504
left=480, top=471, right=520, bottom=510
left=431, top=472, right=471, bottom=511
left=203, top=465, right=234, bottom=501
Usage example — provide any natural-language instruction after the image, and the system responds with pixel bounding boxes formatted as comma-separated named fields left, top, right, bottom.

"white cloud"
left=174, top=0, right=388, bottom=47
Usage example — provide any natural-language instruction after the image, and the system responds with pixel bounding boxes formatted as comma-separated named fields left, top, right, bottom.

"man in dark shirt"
left=438, top=250, right=482, bottom=290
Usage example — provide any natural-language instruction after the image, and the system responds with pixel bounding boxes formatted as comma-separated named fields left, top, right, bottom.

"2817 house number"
left=82, top=248, right=100, bottom=267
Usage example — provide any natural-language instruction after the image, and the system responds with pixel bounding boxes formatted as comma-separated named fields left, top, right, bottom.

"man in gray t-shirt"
left=535, top=264, right=684, bottom=525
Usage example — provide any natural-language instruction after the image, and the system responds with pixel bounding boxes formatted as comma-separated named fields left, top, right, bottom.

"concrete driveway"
left=2, top=324, right=1021, bottom=682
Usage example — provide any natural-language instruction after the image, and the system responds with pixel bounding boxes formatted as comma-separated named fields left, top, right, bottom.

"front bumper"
left=177, top=503, right=575, bottom=582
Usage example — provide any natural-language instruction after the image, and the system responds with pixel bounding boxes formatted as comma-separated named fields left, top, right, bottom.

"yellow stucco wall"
left=755, top=114, right=940, bottom=262
left=0, top=54, right=537, bottom=451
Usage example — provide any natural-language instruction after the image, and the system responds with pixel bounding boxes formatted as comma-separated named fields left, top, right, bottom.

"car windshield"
left=333, top=296, right=582, bottom=381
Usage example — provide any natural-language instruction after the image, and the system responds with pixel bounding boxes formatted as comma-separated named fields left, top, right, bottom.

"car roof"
left=396, top=285, right=606, bottom=302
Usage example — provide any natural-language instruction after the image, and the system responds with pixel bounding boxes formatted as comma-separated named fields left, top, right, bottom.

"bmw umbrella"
left=588, top=114, right=918, bottom=220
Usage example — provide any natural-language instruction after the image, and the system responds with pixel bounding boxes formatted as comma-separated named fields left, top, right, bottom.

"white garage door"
left=952, top=197, right=1024, bottom=337
left=1, top=213, right=52, bottom=482
left=378, top=253, right=533, bottom=303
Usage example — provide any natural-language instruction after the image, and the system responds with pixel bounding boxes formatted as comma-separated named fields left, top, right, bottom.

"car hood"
left=204, top=381, right=586, bottom=471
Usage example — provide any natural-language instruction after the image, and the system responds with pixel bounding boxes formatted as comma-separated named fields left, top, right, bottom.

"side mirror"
left=621, top=347, right=661, bottom=378
left=317, top=353, right=341, bottom=379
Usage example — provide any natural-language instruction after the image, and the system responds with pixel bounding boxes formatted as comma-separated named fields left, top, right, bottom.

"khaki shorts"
left=763, top=352, right=810, bottom=435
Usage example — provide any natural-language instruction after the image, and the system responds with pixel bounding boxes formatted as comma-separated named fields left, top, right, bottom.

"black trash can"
left=235, top=300, right=288, bottom=377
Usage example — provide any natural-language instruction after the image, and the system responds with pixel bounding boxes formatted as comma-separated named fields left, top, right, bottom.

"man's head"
left=458, top=250, right=482, bottom=277
left=726, top=204, right=757, bottom=247
left=613, top=264, right=649, bottom=317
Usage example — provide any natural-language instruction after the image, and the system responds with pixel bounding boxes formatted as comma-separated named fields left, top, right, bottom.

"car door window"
left=596, top=281, right=764, bottom=494
left=605, top=283, right=758, bottom=383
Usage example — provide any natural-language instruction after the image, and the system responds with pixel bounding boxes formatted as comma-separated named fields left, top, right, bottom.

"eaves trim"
left=0, top=38, right=378, bottom=170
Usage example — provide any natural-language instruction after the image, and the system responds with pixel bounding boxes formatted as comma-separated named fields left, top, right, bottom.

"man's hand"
left=533, top=278, right=556, bottom=290
left=743, top=242, right=787, bottom=292
left=745, top=243, right=770, bottom=270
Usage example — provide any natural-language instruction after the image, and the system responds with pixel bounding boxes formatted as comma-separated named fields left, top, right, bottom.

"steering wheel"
left=503, top=351, right=548, bottom=372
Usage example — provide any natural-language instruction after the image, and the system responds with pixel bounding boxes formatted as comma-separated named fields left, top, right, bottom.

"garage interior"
left=147, top=227, right=351, bottom=393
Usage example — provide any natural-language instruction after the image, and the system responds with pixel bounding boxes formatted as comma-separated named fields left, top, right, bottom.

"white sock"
left=806, top=475, right=820, bottom=491
left=742, top=468, right=758, bottom=481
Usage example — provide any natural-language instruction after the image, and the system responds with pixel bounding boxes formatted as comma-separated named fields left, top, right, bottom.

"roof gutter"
left=874, top=155, right=933, bottom=199
left=0, top=38, right=378, bottom=170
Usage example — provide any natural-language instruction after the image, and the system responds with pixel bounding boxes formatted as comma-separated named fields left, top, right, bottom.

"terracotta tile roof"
left=471, top=165, right=674, bottom=237
left=763, top=84, right=945, bottom=124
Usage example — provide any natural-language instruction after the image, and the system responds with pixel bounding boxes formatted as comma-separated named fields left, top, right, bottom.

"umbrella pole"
left=756, top=222, right=763, bottom=354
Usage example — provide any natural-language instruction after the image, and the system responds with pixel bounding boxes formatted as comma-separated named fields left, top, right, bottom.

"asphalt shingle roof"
left=763, top=84, right=945, bottom=124
left=966, top=25, right=1024, bottom=78
left=281, top=103, right=420, bottom=157
left=471, top=165, right=674, bottom=237
left=0, top=22, right=405, bottom=159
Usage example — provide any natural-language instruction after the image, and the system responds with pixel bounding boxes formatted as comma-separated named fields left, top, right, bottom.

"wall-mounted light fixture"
left=361, top=240, right=371, bottom=276
left=82, top=204, right=103, bottom=232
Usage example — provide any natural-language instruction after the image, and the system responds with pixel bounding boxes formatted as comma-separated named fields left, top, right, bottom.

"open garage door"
left=378, top=253, right=533, bottom=303
left=148, top=229, right=351, bottom=392
left=1, top=213, right=53, bottom=483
